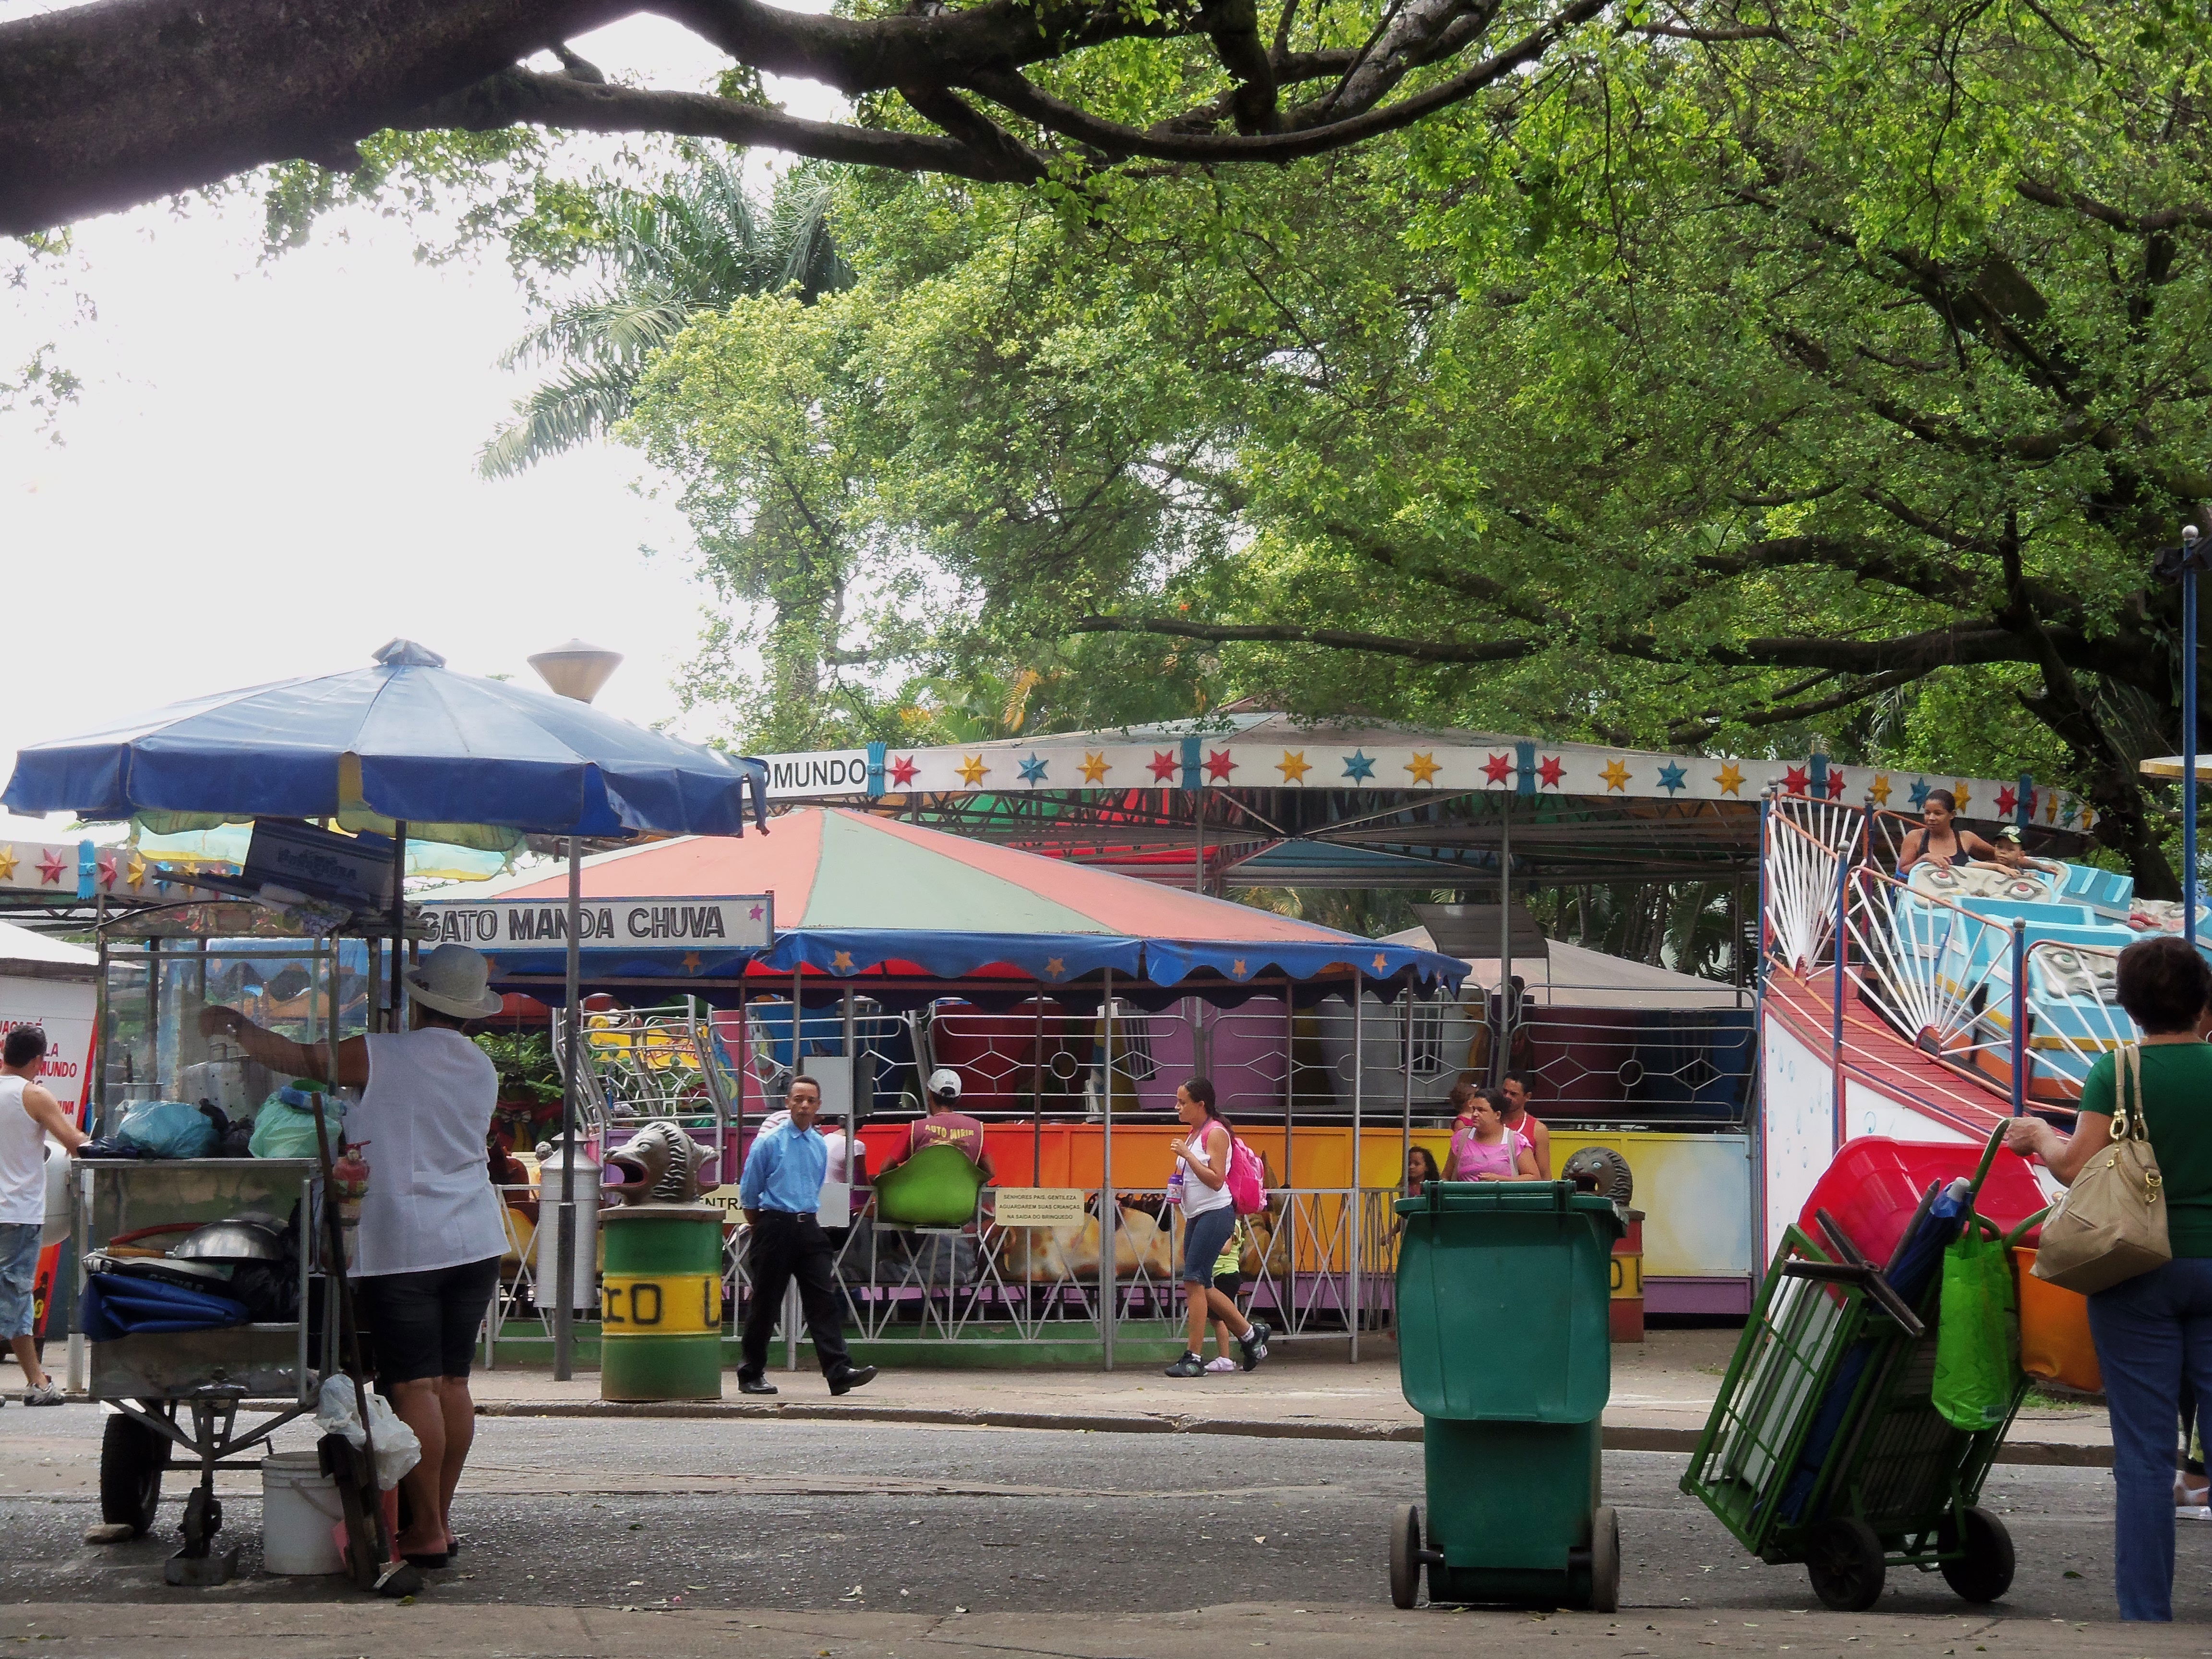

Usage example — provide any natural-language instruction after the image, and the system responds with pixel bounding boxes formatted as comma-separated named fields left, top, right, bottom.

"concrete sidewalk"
left=460, top=1328, right=2114, bottom=1465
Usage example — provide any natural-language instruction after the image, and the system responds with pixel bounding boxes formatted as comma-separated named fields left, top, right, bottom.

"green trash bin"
left=1390, top=1181, right=1626, bottom=1612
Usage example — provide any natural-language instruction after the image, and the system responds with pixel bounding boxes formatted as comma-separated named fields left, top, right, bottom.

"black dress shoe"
left=828, top=1365, right=877, bottom=1397
left=737, top=1377, right=779, bottom=1395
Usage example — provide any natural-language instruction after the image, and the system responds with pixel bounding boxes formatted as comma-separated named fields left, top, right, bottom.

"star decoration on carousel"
left=1044, top=956, right=1067, bottom=979
left=680, top=952, right=704, bottom=973
left=1869, top=773, right=1892, bottom=807
left=1537, top=755, right=1565, bottom=788
left=956, top=754, right=989, bottom=786
left=2022, top=787, right=2038, bottom=821
left=1018, top=752, right=1050, bottom=783
left=0, top=846, right=16, bottom=881
left=96, top=854, right=117, bottom=889
left=1907, top=777, right=1932, bottom=809
left=1825, top=770, right=1848, bottom=800
left=1080, top=751, right=1112, bottom=783
left=1149, top=750, right=1180, bottom=783
left=1714, top=762, right=1745, bottom=797
left=832, top=950, right=855, bottom=974
left=890, top=755, right=919, bottom=788
left=1656, top=762, right=1687, bottom=795
left=1996, top=785, right=2018, bottom=817
left=1277, top=750, right=1312, bottom=783
left=126, top=854, right=150, bottom=888
left=2045, top=791, right=2061, bottom=824
left=1231, top=958, right=1249, bottom=979
left=1341, top=750, right=1377, bottom=782
left=1783, top=764, right=1811, bottom=795
left=2080, top=803, right=2095, bottom=832
left=748, top=903, right=765, bottom=921
left=1600, top=758, right=1632, bottom=792
left=1483, top=753, right=1514, bottom=785
left=1952, top=781, right=1972, bottom=812
left=36, top=849, right=67, bottom=885
left=1405, top=751, right=1441, bottom=785
left=1371, top=952, right=1389, bottom=974
left=1204, top=748, right=1237, bottom=783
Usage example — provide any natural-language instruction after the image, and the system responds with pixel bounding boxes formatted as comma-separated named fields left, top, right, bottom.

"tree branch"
left=1066, top=613, right=1536, bottom=663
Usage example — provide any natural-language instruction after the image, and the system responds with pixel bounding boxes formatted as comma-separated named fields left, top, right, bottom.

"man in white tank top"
left=0, top=1026, right=87, bottom=1406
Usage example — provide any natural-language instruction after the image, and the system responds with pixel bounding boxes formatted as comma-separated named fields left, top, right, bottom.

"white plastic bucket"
left=260, top=1451, right=346, bottom=1575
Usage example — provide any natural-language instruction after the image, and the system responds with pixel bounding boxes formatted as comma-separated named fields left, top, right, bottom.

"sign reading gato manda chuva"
left=420, top=895, right=774, bottom=951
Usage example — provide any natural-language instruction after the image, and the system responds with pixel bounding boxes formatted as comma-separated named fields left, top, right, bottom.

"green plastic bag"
left=1933, top=1221, right=2018, bottom=1432
left=247, top=1082, right=341, bottom=1161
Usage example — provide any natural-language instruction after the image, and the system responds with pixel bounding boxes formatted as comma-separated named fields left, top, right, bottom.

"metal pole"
left=2188, top=545, right=2200, bottom=945
left=1100, top=968, right=1116, bottom=1370
left=1283, top=988, right=1295, bottom=1193
left=1831, top=820, right=1850, bottom=1149
left=1399, top=986, right=1414, bottom=1199
left=842, top=986, right=856, bottom=1130
left=388, top=819, right=408, bottom=1034
left=553, top=835, right=582, bottom=1382
left=1495, top=801, right=1513, bottom=1084
left=1349, top=968, right=1363, bottom=1362
left=1032, top=993, right=1045, bottom=1187
left=2009, top=919, right=2029, bottom=1117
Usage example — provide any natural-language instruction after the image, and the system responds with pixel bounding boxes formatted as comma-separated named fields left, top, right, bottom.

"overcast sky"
left=0, top=14, right=840, bottom=833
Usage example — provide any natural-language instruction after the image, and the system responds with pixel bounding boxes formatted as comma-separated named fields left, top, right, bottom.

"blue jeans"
left=2087, top=1256, right=2212, bottom=1620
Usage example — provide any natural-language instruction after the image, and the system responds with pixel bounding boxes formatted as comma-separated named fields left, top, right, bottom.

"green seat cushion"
left=876, top=1142, right=989, bottom=1227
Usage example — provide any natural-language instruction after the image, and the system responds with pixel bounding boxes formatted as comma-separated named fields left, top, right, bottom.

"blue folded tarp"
left=82, top=1273, right=252, bottom=1340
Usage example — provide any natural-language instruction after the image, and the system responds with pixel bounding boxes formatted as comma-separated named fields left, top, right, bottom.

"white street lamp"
left=528, top=637, right=624, bottom=704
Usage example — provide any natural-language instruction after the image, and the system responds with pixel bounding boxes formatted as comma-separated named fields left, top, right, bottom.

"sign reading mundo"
left=421, top=895, right=774, bottom=951
left=762, top=748, right=870, bottom=799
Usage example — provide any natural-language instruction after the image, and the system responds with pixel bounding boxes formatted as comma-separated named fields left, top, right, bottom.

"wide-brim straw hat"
left=404, top=942, right=506, bottom=1019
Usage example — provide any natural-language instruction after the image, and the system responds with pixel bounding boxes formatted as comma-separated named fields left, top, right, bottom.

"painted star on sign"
left=1909, top=778, right=1933, bottom=809
left=1537, top=755, right=1564, bottom=789
left=1018, top=752, right=1049, bottom=783
left=1783, top=765, right=1811, bottom=796
left=1149, top=750, right=1180, bottom=782
left=1996, top=785, right=2018, bottom=817
left=1341, top=750, right=1377, bottom=782
left=1952, top=781, right=1972, bottom=813
left=1080, top=751, right=1112, bottom=784
left=1277, top=750, right=1312, bottom=784
left=0, top=846, right=16, bottom=881
left=1714, top=763, right=1745, bottom=797
left=36, top=849, right=67, bottom=885
left=1483, top=753, right=1513, bottom=785
left=1204, top=748, right=1237, bottom=783
left=1405, top=751, right=1442, bottom=785
left=956, top=754, right=989, bottom=786
left=1599, top=758, right=1632, bottom=792
left=890, top=755, right=918, bottom=788
left=748, top=904, right=765, bottom=921
left=1869, top=774, right=1892, bottom=808
left=680, top=952, right=703, bottom=973
left=1656, top=762, right=1687, bottom=795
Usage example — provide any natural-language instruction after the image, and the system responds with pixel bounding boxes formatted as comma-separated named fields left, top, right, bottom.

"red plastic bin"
left=1796, top=1136, right=2048, bottom=1267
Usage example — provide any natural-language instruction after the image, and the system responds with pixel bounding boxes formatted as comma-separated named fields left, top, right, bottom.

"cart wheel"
left=1805, top=1517, right=1886, bottom=1612
left=180, top=1484, right=223, bottom=1552
left=98, top=1414, right=168, bottom=1538
left=1389, top=1504, right=1422, bottom=1609
left=1588, top=1506, right=1621, bottom=1614
left=1937, top=1506, right=2014, bottom=1603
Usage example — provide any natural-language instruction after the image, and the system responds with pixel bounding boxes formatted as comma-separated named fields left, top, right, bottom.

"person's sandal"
left=1163, top=1352, right=1207, bottom=1378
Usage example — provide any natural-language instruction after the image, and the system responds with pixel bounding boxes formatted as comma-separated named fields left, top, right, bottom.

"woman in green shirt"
left=2005, top=934, right=2212, bottom=1622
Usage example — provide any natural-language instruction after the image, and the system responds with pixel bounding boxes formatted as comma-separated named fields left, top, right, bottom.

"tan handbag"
left=2032, top=1043, right=2171, bottom=1294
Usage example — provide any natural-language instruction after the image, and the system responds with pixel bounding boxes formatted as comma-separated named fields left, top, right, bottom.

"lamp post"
left=2171, top=531, right=2205, bottom=945
left=530, top=638, right=623, bottom=1381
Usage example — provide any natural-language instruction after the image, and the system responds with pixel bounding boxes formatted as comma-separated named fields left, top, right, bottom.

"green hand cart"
left=1389, top=1181, right=1627, bottom=1611
left=1680, top=1128, right=2040, bottom=1611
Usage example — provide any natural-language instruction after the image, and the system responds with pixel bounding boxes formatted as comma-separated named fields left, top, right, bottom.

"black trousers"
left=739, top=1211, right=854, bottom=1381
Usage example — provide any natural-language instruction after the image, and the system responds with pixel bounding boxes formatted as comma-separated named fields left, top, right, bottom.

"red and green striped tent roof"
left=469, top=806, right=1460, bottom=1002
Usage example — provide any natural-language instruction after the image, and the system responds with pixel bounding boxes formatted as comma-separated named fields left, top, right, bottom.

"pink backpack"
left=1224, top=1131, right=1268, bottom=1216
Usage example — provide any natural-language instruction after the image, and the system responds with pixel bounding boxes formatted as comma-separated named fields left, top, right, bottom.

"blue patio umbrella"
left=3, top=637, right=768, bottom=1380
left=1, top=638, right=765, bottom=837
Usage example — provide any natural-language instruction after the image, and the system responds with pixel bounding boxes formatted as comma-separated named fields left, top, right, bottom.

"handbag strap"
left=2114, top=1044, right=2144, bottom=1143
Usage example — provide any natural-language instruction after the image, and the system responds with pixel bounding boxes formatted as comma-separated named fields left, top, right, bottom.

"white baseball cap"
left=926, top=1067, right=962, bottom=1102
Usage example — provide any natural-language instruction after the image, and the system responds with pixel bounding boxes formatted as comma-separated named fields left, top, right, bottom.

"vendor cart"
left=1680, top=1128, right=2033, bottom=1611
left=77, top=1156, right=327, bottom=1587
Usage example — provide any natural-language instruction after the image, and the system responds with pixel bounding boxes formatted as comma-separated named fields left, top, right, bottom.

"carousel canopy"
left=1, top=639, right=767, bottom=842
left=436, top=806, right=1463, bottom=1006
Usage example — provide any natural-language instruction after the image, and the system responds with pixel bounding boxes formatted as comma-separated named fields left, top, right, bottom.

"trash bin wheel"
left=1937, top=1505, right=2014, bottom=1604
left=1389, top=1504, right=1422, bottom=1609
left=98, top=1412, right=168, bottom=1538
left=1588, top=1506, right=1621, bottom=1613
left=1804, top=1517, right=1886, bottom=1612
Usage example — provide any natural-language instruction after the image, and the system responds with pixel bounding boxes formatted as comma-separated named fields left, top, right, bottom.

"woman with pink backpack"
left=1163, top=1076, right=1272, bottom=1378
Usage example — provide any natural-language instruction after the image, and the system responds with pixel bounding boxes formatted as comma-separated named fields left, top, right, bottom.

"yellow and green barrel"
left=599, top=1203, right=725, bottom=1401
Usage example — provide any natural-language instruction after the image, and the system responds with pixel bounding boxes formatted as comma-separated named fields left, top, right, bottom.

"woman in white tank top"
left=200, top=943, right=507, bottom=1566
left=1164, top=1077, right=1271, bottom=1378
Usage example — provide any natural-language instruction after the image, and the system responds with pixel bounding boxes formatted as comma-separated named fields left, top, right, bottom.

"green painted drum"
left=600, top=1204, right=726, bottom=1402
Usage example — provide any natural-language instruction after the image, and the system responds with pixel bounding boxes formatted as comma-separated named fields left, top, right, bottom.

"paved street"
left=0, top=1408, right=2196, bottom=1637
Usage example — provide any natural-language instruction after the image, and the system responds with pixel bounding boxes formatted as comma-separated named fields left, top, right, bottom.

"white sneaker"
left=1204, top=1356, right=1238, bottom=1374
left=22, top=1382, right=63, bottom=1407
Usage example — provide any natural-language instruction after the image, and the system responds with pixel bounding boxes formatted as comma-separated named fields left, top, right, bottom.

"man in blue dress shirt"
left=736, top=1075, right=876, bottom=1397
